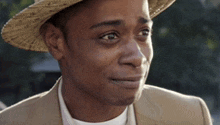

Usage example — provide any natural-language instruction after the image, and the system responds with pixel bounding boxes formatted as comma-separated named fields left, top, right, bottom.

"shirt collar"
left=58, top=78, right=75, bottom=125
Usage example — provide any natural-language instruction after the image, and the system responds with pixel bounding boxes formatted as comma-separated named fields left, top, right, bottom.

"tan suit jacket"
left=0, top=80, right=212, bottom=125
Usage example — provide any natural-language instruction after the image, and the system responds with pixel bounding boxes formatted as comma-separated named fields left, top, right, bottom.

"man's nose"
left=119, top=40, right=147, bottom=68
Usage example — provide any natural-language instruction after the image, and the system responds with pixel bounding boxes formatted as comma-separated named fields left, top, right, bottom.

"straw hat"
left=1, top=0, right=176, bottom=52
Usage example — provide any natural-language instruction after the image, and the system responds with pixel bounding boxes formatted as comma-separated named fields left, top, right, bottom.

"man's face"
left=62, top=0, right=153, bottom=106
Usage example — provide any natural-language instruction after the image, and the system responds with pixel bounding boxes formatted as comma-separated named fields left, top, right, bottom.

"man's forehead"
left=89, top=17, right=153, bottom=30
left=62, top=0, right=153, bottom=36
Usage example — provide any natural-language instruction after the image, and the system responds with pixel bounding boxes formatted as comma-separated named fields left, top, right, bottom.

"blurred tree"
left=148, top=0, right=220, bottom=109
left=0, top=0, right=46, bottom=106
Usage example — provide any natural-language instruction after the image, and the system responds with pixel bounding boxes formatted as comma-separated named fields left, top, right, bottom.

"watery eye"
left=101, top=33, right=118, bottom=40
left=138, top=29, right=150, bottom=36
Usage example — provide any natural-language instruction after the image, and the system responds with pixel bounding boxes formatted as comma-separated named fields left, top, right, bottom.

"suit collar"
left=37, top=77, right=63, bottom=125
left=133, top=87, right=162, bottom=125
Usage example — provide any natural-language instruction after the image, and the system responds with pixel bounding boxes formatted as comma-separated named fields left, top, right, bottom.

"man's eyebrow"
left=90, top=20, right=123, bottom=29
left=138, top=17, right=153, bottom=24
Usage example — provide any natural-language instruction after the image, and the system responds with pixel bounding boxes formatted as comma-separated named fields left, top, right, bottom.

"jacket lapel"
left=31, top=78, right=63, bottom=125
left=133, top=89, right=162, bottom=125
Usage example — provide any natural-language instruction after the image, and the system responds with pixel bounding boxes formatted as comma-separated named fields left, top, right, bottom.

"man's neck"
left=61, top=80, right=127, bottom=122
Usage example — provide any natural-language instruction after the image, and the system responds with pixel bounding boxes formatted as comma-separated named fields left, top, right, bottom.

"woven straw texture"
left=1, top=0, right=175, bottom=52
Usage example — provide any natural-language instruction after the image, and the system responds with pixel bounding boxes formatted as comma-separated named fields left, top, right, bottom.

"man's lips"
left=111, top=75, right=142, bottom=81
left=111, top=76, right=143, bottom=89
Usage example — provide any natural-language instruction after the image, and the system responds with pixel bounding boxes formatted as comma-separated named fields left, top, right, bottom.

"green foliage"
left=0, top=0, right=45, bottom=106
left=9, top=0, right=34, bottom=18
left=148, top=0, right=220, bottom=96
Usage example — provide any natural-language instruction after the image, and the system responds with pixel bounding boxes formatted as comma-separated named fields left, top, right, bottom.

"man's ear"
left=42, top=23, right=66, bottom=60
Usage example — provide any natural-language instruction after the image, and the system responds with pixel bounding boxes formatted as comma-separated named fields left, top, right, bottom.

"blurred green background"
left=0, top=0, right=220, bottom=117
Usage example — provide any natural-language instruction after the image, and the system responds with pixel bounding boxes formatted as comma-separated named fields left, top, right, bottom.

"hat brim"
left=1, top=0, right=175, bottom=52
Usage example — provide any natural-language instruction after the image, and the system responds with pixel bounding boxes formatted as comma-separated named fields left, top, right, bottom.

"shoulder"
left=0, top=92, right=48, bottom=125
left=135, top=85, right=212, bottom=124
left=141, top=85, right=201, bottom=104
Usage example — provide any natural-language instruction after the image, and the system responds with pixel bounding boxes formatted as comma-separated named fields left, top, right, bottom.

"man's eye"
left=138, top=29, right=150, bottom=36
left=100, top=33, right=118, bottom=40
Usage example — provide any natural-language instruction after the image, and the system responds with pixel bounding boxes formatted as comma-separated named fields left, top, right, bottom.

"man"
left=0, top=0, right=212, bottom=125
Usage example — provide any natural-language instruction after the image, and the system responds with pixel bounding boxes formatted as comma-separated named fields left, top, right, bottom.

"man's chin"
left=109, top=98, right=135, bottom=106
left=110, top=93, right=143, bottom=106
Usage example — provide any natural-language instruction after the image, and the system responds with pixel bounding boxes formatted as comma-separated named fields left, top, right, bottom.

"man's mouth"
left=111, top=76, right=143, bottom=89
left=112, top=75, right=142, bottom=81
